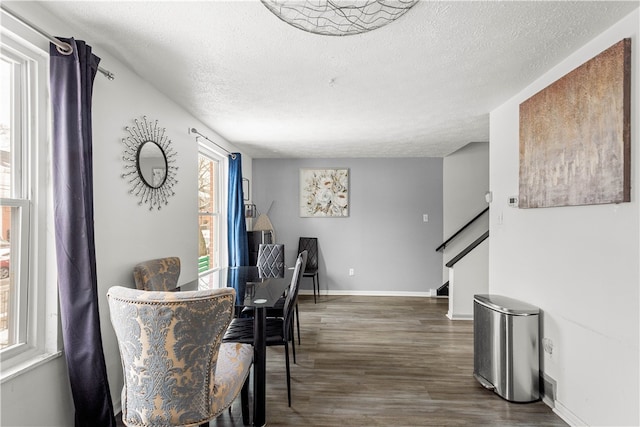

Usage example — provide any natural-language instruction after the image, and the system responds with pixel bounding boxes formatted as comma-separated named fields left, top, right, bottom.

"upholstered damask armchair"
left=133, top=257, right=181, bottom=291
left=107, top=286, right=252, bottom=427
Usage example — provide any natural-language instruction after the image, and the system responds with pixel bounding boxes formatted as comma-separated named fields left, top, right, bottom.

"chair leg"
left=291, top=324, right=297, bottom=364
left=312, top=276, right=317, bottom=303
left=241, top=376, right=250, bottom=425
left=313, top=274, right=318, bottom=303
left=284, top=341, right=292, bottom=407
left=295, top=303, right=301, bottom=345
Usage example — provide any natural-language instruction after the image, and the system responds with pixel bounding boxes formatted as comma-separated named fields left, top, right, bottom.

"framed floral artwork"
left=299, top=168, right=349, bottom=217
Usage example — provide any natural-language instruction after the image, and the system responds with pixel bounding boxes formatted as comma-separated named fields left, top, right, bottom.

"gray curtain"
left=50, top=38, right=116, bottom=427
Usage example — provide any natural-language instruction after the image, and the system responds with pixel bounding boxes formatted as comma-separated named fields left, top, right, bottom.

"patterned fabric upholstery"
left=257, top=244, right=284, bottom=278
left=133, top=257, right=181, bottom=291
left=107, top=286, right=253, bottom=427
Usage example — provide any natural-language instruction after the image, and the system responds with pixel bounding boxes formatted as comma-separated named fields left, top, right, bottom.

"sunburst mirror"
left=121, top=116, right=178, bottom=210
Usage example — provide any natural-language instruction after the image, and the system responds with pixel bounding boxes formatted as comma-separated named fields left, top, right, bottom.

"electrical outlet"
left=542, top=338, right=553, bottom=357
left=423, top=214, right=429, bottom=222
left=348, top=268, right=354, bottom=276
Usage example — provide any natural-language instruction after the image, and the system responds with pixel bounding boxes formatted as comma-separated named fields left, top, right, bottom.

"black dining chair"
left=242, top=250, right=306, bottom=346
left=298, top=237, right=320, bottom=303
left=269, top=250, right=306, bottom=345
left=256, top=243, right=284, bottom=277
left=223, top=252, right=305, bottom=407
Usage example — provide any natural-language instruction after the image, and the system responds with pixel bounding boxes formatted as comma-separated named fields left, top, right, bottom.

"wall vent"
left=540, top=373, right=557, bottom=407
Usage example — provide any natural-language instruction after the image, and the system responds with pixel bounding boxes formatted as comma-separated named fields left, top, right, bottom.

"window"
left=198, top=150, right=223, bottom=273
left=0, top=27, right=58, bottom=379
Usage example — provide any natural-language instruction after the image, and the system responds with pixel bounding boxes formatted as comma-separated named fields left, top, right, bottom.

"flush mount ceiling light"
left=260, top=0, right=419, bottom=36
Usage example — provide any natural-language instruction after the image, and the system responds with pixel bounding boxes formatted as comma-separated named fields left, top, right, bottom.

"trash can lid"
left=473, top=294, right=540, bottom=315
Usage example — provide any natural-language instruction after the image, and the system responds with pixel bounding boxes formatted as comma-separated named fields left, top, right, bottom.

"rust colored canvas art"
left=519, top=38, right=631, bottom=208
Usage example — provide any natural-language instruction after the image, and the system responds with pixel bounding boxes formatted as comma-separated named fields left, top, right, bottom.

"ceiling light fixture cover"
left=260, top=0, right=419, bottom=36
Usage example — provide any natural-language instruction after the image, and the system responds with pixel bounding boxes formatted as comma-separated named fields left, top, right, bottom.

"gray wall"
left=252, top=158, right=443, bottom=295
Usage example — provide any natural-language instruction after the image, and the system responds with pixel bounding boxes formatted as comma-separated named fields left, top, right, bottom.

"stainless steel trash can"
left=473, top=294, right=540, bottom=402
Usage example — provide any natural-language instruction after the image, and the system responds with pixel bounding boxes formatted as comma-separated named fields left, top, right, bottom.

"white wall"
left=0, top=3, right=250, bottom=425
left=489, top=9, right=639, bottom=427
left=252, top=158, right=443, bottom=295
left=442, top=141, right=489, bottom=285
left=447, top=239, right=488, bottom=320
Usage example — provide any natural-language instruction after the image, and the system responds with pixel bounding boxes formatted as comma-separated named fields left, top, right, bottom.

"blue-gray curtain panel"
left=50, top=38, right=116, bottom=427
left=227, top=153, right=249, bottom=267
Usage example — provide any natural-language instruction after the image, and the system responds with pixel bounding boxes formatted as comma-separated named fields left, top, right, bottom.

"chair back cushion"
left=283, top=253, right=305, bottom=333
left=107, top=286, right=247, bottom=426
left=257, top=244, right=284, bottom=277
left=133, top=257, right=181, bottom=291
left=299, top=250, right=308, bottom=278
left=297, top=237, right=318, bottom=270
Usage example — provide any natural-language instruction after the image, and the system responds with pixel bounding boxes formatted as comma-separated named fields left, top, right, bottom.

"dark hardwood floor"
left=118, top=295, right=567, bottom=426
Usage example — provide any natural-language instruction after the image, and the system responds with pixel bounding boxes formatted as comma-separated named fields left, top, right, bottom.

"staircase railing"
left=445, top=231, right=489, bottom=268
left=435, top=206, right=489, bottom=252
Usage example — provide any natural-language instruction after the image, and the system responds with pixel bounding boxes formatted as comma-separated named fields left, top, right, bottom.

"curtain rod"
left=190, top=128, right=237, bottom=159
left=1, top=5, right=115, bottom=81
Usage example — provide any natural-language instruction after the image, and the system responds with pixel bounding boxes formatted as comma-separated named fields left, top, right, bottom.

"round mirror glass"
left=137, top=141, right=167, bottom=188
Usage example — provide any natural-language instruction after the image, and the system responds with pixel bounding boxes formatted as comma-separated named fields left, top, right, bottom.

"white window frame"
left=198, top=143, right=228, bottom=273
left=0, top=20, right=60, bottom=382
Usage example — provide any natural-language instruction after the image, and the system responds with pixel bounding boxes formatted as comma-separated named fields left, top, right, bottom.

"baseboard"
left=539, top=374, right=586, bottom=427
left=446, top=311, right=473, bottom=320
left=541, top=393, right=554, bottom=409
left=113, top=400, right=122, bottom=419
left=552, top=400, right=587, bottom=426
left=298, top=289, right=433, bottom=297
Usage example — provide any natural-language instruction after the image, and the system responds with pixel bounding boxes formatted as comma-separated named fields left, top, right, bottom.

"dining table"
left=180, top=265, right=293, bottom=427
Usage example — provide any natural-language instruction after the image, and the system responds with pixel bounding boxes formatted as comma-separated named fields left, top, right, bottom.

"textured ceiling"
left=27, top=1, right=640, bottom=158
